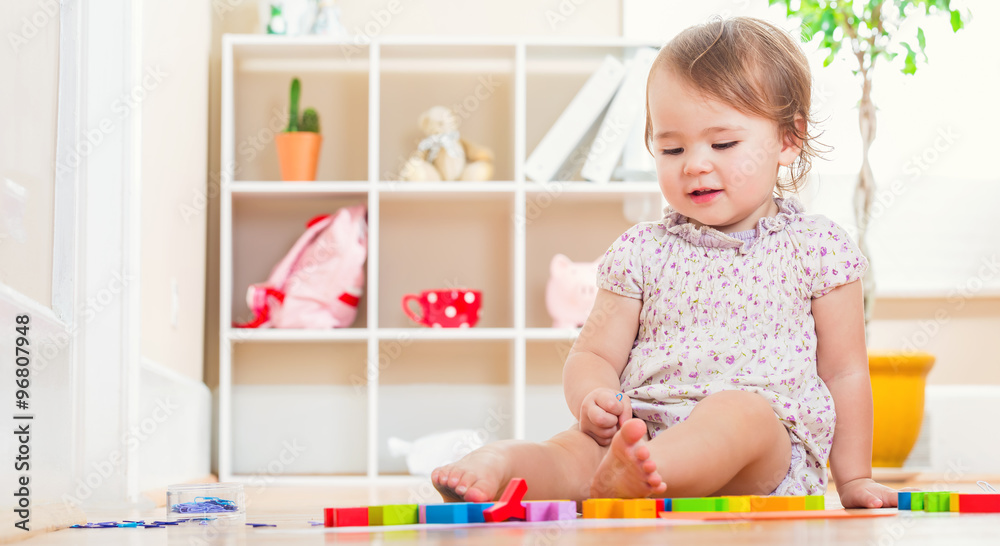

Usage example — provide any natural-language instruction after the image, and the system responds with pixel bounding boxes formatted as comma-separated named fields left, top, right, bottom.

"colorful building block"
left=672, top=497, right=727, bottom=512
left=924, top=492, right=954, bottom=513
left=622, top=499, right=657, bottom=519
left=525, top=501, right=576, bottom=522
left=723, top=496, right=752, bottom=512
left=749, top=495, right=806, bottom=512
left=950, top=493, right=960, bottom=513
left=805, top=496, right=825, bottom=510
left=656, top=498, right=667, bottom=513
left=466, top=502, right=494, bottom=523
left=483, top=478, right=527, bottom=522
left=425, top=504, right=468, bottom=524
left=582, top=499, right=624, bottom=519
left=957, top=494, right=1000, bottom=513
left=898, top=491, right=912, bottom=511
left=324, top=507, right=368, bottom=527
left=369, top=504, right=419, bottom=525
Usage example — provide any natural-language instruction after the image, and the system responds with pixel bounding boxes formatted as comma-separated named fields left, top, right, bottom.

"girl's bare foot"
left=590, top=418, right=667, bottom=498
left=432, top=447, right=511, bottom=503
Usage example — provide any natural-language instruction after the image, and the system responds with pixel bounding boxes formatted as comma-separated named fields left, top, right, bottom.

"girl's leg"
left=590, top=390, right=792, bottom=499
left=432, top=426, right=610, bottom=502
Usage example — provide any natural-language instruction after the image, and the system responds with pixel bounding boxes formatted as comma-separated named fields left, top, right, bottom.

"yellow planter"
left=868, top=351, right=935, bottom=468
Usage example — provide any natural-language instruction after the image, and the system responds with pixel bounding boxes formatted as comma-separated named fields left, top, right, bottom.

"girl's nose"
left=683, top=147, right=713, bottom=176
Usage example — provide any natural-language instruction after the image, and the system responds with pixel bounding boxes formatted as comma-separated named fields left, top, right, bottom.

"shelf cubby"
left=230, top=192, right=370, bottom=329
left=230, top=342, right=368, bottom=475
left=378, top=195, right=514, bottom=329
left=378, top=44, right=517, bottom=182
left=231, top=39, right=370, bottom=182
left=376, top=339, right=514, bottom=474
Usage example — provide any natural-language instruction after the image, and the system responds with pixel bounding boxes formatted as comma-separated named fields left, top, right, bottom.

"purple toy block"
left=525, top=501, right=576, bottom=522
left=419, top=505, right=427, bottom=524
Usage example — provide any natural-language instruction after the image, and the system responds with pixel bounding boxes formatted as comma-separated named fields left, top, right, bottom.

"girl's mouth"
left=690, top=189, right=722, bottom=203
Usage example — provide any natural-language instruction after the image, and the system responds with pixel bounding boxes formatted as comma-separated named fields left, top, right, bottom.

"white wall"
left=140, top=0, right=211, bottom=383
left=0, top=0, right=59, bottom=306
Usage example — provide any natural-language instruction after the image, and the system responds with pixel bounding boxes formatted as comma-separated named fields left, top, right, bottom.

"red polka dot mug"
left=402, top=289, right=482, bottom=328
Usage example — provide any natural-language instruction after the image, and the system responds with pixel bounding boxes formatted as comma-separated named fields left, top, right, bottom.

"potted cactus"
left=275, top=77, right=322, bottom=181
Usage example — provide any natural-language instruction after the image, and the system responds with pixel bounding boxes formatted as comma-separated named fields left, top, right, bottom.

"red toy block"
left=656, top=498, right=665, bottom=513
left=958, top=494, right=1000, bottom=513
left=327, top=507, right=368, bottom=527
left=483, top=478, right=527, bottom=522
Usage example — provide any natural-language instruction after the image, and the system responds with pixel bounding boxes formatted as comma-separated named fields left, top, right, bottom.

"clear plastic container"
left=166, top=483, right=245, bottom=520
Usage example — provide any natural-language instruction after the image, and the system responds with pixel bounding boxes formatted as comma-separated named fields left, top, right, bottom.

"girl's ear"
left=778, top=115, right=805, bottom=167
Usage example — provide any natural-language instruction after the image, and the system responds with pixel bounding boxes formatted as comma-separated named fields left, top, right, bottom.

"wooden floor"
left=14, top=476, right=1000, bottom=545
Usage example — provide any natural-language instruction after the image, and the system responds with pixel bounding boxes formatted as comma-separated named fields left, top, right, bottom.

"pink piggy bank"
left=545, top=254, right=601, bottom=328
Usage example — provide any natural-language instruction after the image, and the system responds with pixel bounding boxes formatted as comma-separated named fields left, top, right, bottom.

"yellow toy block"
left=622, top=499, right=657, bottom=519
left=723, top=496, right=752, bottom=512
left=748, top=495, right=806, bottom=512
left=950, top=493, right=960, bottom=513
left=582, top=499, right=624, bottom=519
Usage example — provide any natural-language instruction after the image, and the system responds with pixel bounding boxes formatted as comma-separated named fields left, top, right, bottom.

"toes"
left=641, top=458, right=657, bottom=474
left=454, top=470, right=481, bottom=497
left=620, top=419, right=648, bottom=444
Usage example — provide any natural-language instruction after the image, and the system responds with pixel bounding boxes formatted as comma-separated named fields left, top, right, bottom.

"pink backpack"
left=237, top=205, right=368, bottom=329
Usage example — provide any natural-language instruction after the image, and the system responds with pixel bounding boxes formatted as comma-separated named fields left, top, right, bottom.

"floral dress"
left=597, top=197, right=868, bottom=494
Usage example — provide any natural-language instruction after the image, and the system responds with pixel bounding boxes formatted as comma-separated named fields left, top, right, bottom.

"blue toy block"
left=898, top=491, right=911, bottom=511
left=425, top=504, right=468, bottom=524
left=466, top=502, right=493, bottom=523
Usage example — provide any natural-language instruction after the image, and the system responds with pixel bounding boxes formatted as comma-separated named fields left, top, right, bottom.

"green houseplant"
left=275, top=77, right=322, bottom=181
left=771, top=0, right=968, bottom=468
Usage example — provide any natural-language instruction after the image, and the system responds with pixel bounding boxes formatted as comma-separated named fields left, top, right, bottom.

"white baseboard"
left=137, top=357, right=211, bottom=491
left=913, top=385, right=1000, bottom=475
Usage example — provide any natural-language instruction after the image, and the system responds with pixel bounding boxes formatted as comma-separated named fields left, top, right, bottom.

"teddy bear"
left=399, top=106, right=495, bottom=182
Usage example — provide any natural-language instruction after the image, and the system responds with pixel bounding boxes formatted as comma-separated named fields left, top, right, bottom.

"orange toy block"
left=582, top=499, right=624, bottom=519
left=748, top=495, right=806, bottom=512
left=622, top=499, right=657, bottom=519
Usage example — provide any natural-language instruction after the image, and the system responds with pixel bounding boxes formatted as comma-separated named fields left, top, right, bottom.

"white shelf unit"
left=219, top=34, right=664, bottom=482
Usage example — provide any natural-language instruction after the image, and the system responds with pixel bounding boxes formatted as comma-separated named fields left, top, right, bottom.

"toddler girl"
left=433, top=16, right=896, bottom=509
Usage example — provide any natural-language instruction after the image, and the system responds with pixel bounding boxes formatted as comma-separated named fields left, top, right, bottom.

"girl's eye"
left=713, top=141, right=739, bottom=150
left=660, top=148, right=683, bottom=156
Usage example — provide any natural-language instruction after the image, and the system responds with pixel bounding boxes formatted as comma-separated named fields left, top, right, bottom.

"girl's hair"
left=645, top=16, right=822, bottom=194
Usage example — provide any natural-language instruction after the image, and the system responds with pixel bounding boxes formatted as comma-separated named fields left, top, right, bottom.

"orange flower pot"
left=275, top=132, right=322, bottom=181
left=869, top=351, right=936, bottom=468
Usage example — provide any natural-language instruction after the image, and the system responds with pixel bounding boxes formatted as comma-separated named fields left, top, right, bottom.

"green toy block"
left=369, top=504, right=419, bottom=525
left=924, top=492, right=954, bottom=513
left=672, top=497, right=728, bottom=512
left=804, top=496, right=825, bottom=510
left=911, top=492, right=924, bottom=511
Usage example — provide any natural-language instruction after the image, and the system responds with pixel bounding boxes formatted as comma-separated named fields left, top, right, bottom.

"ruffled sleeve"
left=795, top=215, right=869, bottom=298
left=597, top=224, right=650, bottom=300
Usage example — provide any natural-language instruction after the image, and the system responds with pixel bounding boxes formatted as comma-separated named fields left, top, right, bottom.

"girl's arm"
left=813, top=279, right=897, bottom=508
left=563, top=289, right=642, bottom=444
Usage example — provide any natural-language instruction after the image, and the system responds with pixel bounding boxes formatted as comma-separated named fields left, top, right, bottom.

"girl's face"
left=648, top=68, right=801, bottom=233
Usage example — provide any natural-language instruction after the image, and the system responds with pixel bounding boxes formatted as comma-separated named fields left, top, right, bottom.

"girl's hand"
left=838, top=477, right=898, bottom=509
left=579, top=388, right=632, bottom=446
